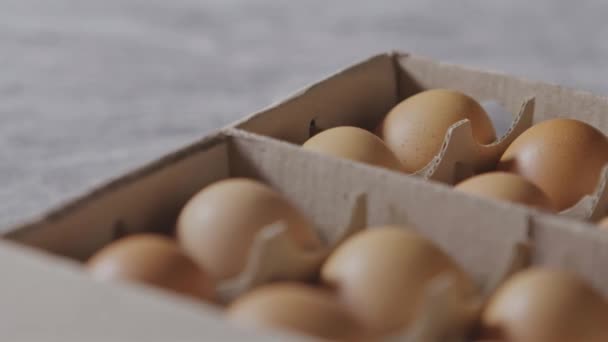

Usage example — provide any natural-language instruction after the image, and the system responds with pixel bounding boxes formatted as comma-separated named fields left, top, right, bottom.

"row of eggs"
left=303, top=89, right=608, bottom=218
left=86, top=178, right=608, bottom=341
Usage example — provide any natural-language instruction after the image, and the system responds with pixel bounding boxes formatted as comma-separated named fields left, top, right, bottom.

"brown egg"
left=227, top=283, right=364, bottom=341
left=321, top=225, right=477, bottom=336
left=481, top=268, right=608, bottom=342
left=597, top=216, right=608, bottom=230
left=87, top=234, right=215, bottom=301
left=380, top=89, right=496, bottom=173
left=302, top=126, right=403, bottom=171
left=454, top=172, right=555, bottom=211
left=177, top=178, right=322, bottom=281
left=498, top=118, right=608, bottom=211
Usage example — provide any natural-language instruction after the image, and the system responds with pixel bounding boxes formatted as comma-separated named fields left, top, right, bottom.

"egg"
left=481, top=268, right=608, bottom=342
left=379, top=89, right=496, bottom=173
left=302, top=126, right=403, bottom=171
left=498, top=118, right=608, bottom=211
left=597, top=216, right=608, bottom=230
left=227, top=283, right=363, bottom=341
left=87, top=234, right=215, bottom=301
left=454, top=172, right=555, bottom=211
left=177, top=178, right=322, bottom=281
left=320, top=225, right=477, bottom=336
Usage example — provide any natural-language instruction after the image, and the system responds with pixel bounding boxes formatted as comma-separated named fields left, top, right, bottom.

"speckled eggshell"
left=227, top=283, right=364, bottom=341
left=320, top=225, right=477, bottom=336
left=454, top=172, right=555, bottom=211
left=498, top=118, right=608, bottom=211
left=176, top=178, right=322, bottom=281
left=302, top=126, right=403, bottom=171
left=481, top=268, right=608, bottom=342
left=380, top=89, right=496, bottom=173
left=87, top=234, right=215, bottom=302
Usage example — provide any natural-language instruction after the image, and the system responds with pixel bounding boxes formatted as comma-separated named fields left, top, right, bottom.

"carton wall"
left=5, top=52, right=608, bottom=340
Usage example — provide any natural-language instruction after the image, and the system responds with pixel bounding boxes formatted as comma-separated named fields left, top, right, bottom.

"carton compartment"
left=235, top=53, right=534, bottom=185
left=6, top=130, right=529, bottom=288
left=236, top=52, right=608, bottom=220
left=6, top=127, right=608, bottom=339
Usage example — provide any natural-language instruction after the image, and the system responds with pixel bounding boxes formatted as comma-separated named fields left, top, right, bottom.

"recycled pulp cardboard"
left=5, top=52, right=608, bottom=340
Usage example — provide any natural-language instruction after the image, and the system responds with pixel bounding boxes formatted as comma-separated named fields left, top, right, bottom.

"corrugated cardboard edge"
left=414, top=98, right=535, bottom=184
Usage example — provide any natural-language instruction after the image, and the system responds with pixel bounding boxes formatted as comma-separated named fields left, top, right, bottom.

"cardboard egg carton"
left=4, top=52, right=608, bottom=340
left=235, top=52, right=608, bottom=220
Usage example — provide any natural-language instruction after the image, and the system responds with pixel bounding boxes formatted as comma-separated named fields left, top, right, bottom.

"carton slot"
left=237, top=52, right=536, bottom=186
left=7, top=130, right=530, bottom=288
left=413, top=98, right=534, bottom=184
left=226, top=129, right=531, bottom=286
left=217, top=194, right=366, bottom=303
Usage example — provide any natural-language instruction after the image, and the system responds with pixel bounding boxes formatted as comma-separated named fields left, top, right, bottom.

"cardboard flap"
left=560, top=165, right=608, bottom=220
left=217, top=194, right=366, bottom=303
left=217, top=222, right=327, bottom=303
left=390, top=274, right=481, bottom=342
left=416, top=98, right=534, bottom=184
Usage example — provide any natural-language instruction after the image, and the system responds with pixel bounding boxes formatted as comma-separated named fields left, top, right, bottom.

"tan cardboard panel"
left=6, top=133, right=229, bottom=260
left=397, top=53, right=608, bottom=131
left=531, top=213, right=608, bottom=294
left=234, top=54, right=397, bottom=144
left=0, top=240, right=289, bottom=342
left=227, top=129, right=530, bottom=286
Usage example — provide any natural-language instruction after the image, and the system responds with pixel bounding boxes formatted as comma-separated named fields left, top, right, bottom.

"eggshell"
left=87, top=234, right=215, bottom=301
left=454, top=172, right=555, bottom=211
left=227, top=283, right=364, bottom=341
left=320, top=225, right=477, bottom=336
left=380, top=89, right=496, bottom=173
left=597, top=216, right=608, bottom=230
left=177, top=178, right=322, bottom=281
left=481, top=268, right=608, bottom=342
left=302, top=126, right=403, bottom=171
left=498, top=118, right=608, bottom=211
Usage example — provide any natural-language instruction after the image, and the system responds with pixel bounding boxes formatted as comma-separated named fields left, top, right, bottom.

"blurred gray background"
left=2, top=0, right=608, bottom=228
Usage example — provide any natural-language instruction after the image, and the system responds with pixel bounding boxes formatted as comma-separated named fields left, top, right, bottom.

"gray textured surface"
left=2, top=0, right=608, bottom=229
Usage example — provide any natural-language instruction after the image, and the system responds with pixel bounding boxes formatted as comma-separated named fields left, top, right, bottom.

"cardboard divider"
left=415, top=98, right=534, bottom=184
left=530, top=213, right=608, bottom=295
left=561, top=165, right=608, bottom=221
left=216, top=194, right=366, bottom=303
left=226, top=128, right=530, bottom=286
